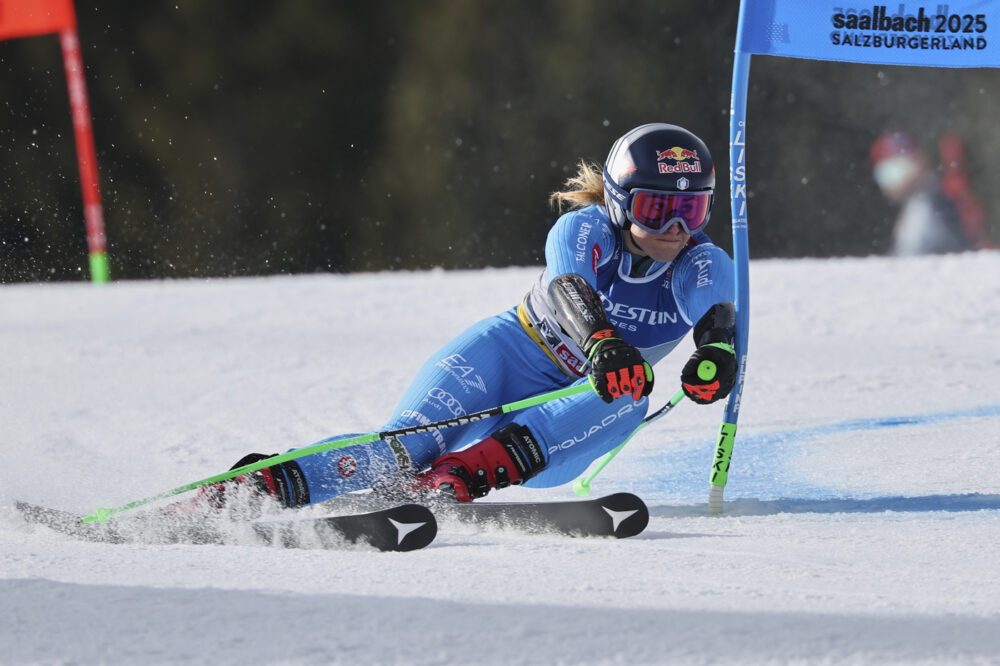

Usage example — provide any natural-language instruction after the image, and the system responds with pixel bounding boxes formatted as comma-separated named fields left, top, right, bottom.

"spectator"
left=870, top=131, right=973, bottom=256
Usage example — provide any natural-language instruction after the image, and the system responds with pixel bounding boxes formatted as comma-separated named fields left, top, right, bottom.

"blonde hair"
left=549, top=160, right=605, bottom=212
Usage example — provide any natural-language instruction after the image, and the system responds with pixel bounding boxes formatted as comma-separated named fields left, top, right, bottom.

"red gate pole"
left=59, top=14, right=109, bottom=282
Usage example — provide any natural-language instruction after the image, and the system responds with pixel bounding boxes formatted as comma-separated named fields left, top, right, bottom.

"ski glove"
left=681, top=342, right=737, bottom=404
left=681, top=302, right=738, bottom=405
left=588, top=333, right=654, bottom=403
left=547, top=272, right=652, bottom=401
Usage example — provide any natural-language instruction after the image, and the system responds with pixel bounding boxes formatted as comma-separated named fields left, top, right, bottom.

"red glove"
left=587, top=332, right=654, bottom=403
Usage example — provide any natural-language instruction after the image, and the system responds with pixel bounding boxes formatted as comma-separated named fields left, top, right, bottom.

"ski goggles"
left=625, top=189, right=712, bottom=235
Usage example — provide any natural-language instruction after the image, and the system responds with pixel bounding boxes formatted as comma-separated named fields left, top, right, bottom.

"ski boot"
left=411, top=423, right=547, bottom=502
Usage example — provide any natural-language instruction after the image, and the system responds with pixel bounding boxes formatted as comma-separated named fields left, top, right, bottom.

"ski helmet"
left=603, top=123, right=716, bottom=235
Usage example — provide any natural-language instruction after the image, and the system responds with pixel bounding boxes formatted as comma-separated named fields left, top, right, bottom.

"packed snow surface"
left=2, top=252, right=1000, bottom=665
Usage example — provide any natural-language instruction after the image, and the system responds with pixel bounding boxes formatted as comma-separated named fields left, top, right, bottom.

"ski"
left=253, top=503, right=436, bottom=552
left=14, top=500, right=437, bottom=552
left=435, top=492, right=649, bottom=538
left=15, top=501, right=128, bottom=544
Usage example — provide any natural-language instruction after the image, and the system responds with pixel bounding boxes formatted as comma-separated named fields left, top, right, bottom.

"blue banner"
left=740, top=0, right=1000, bottom=67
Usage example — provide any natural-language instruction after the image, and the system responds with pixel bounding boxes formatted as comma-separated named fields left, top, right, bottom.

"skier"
left=197, top=123, right=738, bottom=511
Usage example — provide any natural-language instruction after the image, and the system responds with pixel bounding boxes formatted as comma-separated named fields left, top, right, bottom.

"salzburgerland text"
left=830, top=5, right=988, bottom=52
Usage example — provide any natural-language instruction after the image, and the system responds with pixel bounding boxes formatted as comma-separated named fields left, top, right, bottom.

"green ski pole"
left=573, top=388, right=687, bottom=496
left=82, top=380, right=595, bottom=523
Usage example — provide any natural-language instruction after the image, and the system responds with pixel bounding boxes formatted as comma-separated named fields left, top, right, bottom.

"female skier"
left=205, top=122, right=737, bottom=509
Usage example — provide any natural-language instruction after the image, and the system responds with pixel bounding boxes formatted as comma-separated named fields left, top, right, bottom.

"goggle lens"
left=629, top=191, right=711, bottom=234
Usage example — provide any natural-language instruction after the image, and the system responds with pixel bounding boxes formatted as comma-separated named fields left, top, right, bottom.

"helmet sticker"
left=656, top=147, right=699, bottom=162
left=616, top=155, right=637, bottom=180
left=655, top=146, right=702, bottom=174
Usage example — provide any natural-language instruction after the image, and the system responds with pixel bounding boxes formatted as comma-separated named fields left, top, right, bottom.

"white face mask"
left=874, top=155, right=920, bottom=192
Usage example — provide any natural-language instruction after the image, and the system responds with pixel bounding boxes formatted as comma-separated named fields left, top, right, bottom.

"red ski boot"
left=161, top=453, right=310, bottom=519
left=413, top=423, right=546, bottom=502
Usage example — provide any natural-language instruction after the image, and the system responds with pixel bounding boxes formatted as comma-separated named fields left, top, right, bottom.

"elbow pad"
left=693, top=302, right=736, bottom=347
left=547, top=273, right=616, bottom=354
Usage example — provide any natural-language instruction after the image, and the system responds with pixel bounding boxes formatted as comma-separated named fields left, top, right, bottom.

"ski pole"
left=82, top=380, right=595, bottom=524
left=573, top=388, right=687, bottom=497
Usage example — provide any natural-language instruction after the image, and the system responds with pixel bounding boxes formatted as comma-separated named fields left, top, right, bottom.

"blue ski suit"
left=294, top=204, right=735, bottom=503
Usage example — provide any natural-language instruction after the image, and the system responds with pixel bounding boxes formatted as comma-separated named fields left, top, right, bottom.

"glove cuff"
left=584, top=330, right=619, bottom=359
left=693, top=302, right=736, bottom=347
left=704, top=341, right=736, bottom=356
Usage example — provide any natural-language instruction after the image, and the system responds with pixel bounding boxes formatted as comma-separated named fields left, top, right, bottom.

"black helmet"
left=603, top=123, right=716, bottom=234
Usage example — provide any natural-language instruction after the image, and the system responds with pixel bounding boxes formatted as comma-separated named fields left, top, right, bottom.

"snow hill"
left=2, top=252, right=1000, bottom=665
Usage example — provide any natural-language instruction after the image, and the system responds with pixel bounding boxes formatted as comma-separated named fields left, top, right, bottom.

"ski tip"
left=15, top=501, right=126, bottom=544
left=596, top=492, right=649, bottom=538
left=379, top=503, right=437, bottom=552
left=256, top=503, right=438, bottom=552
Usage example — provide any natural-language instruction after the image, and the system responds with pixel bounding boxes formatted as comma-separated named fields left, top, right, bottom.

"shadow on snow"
left=649, top=492, right=1000, bottom=518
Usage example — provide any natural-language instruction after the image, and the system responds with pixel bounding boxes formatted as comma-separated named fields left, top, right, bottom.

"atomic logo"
left=388, top=517, right=427, bottom=546
left=602, top=505, right=639, bottom=534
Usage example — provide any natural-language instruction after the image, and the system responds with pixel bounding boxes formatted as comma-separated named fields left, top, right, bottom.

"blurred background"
left=2, top=0, right=997, bottom=282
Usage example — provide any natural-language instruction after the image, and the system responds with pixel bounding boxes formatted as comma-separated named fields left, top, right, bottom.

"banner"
left=714, top=0, right=1000, bottom=511
left=0, top=0, right=75, bottom=41
left=740, top=0, right=1000, bottom=67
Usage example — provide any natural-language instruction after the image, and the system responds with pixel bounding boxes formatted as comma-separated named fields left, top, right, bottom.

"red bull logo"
left=656, top=146, right=701, bottom=174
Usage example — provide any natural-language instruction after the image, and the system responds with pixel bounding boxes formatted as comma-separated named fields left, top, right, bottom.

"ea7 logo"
left=436, top=353, right=487, bottom=393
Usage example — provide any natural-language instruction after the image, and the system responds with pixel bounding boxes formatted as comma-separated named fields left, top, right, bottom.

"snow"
left=2, top=252, right=1000, bottom=665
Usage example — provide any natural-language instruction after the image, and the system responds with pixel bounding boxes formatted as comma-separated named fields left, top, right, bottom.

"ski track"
left=2, top=253, right=999, bottom=665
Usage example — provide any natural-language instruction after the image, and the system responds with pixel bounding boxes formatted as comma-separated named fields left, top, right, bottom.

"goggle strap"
left=601, top=166, right=630, bottom=206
